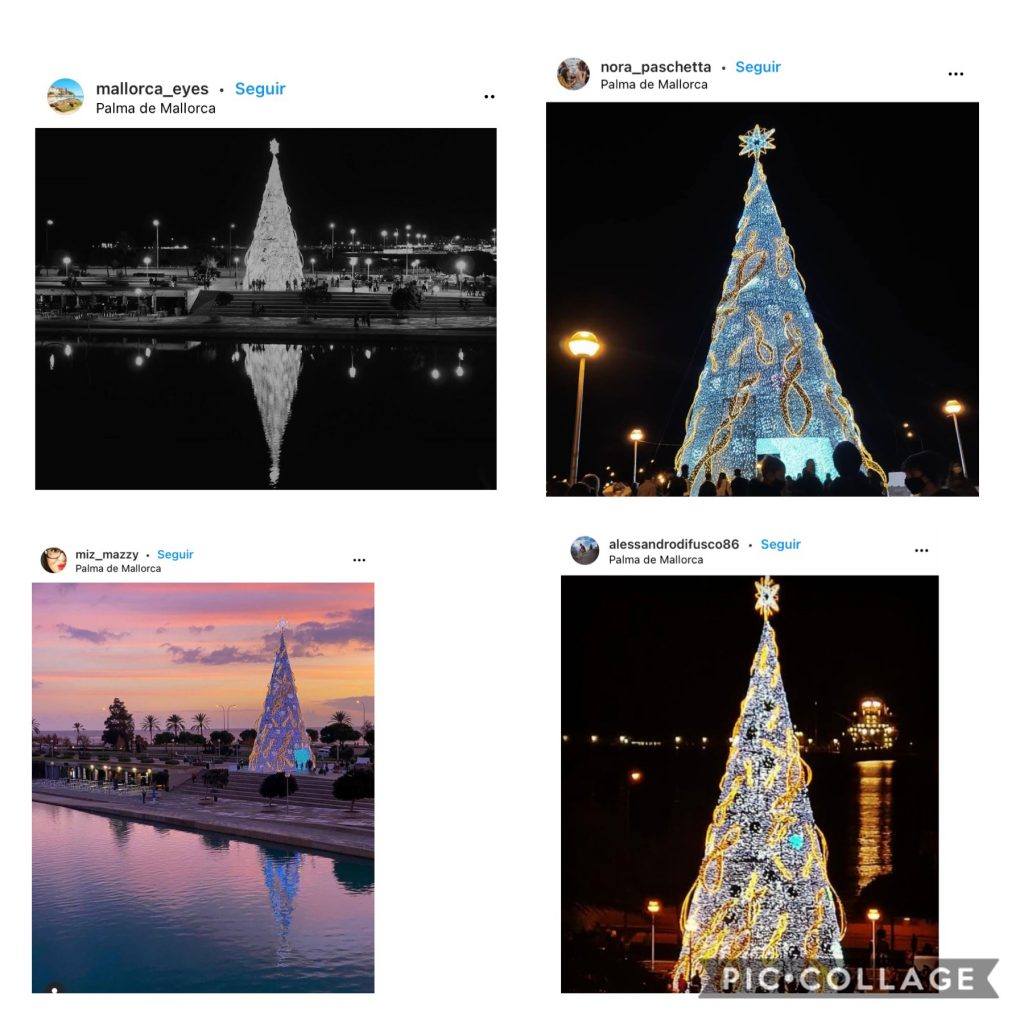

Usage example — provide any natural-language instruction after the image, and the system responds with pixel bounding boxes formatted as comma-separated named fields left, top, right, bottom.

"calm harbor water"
left=33, top=803, right=373, bottom=992
left=37, top=337, right=496, bottom=489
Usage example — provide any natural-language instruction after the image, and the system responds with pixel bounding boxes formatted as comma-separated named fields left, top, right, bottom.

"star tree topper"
left=754, top=575, right=780, bottom=619
left=276, top=617, right=289, bottom=634
left=269, top=138, right=280, bottom=155
left=738, top=123, right=776, bottom=160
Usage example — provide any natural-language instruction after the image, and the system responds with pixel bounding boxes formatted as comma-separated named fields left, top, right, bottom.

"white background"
left=4, top=0, right=1023, bottom=1019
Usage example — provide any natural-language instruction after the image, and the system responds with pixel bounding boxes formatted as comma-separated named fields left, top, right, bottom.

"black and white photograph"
left=36, top=128, right=496, bottom=489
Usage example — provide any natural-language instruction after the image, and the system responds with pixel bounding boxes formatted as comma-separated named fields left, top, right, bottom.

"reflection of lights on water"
left=134, top=355, right=144, bottom=367
left=430, top=367, right=441, bottom=380
left=458, top=348, right=465, bottom=360
left=348, top=350, right=357, bottom=378
left=455, top=365, right=465, bottom=377
left=63, top=344, right=72, bottom=356
left=348, top=365, right=356, bottom=378
left=329, top=344, right=334, bottom=351
left=856, top=759, right=895, bottom=893
left=144, top=347, right=152, bottom=358
left=231, top=350, right=241, bottom=363
left=49, top=354, right=55, bottom=370
left=364, top=348, right=372, bottom=360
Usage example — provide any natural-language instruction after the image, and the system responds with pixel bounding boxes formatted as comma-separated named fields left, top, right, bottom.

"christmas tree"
left=248, top=620, right=315, bottom=773
left=243, top=344, right=302, bottom=487
left=242, top=139, right=304, bottom=290
left=674, top=125, right=884, bottom=491
left=671, top=577, right=845, bottom=992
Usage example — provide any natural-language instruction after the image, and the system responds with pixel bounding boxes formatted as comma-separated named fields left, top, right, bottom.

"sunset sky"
left=32, top=583, right=374, bottom=733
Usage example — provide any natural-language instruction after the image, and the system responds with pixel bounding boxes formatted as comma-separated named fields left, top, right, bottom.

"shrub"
left=97, top=753, right=110, bottom=762
left=259, top=772, right=297, bottom=803
left=333, top=771, right=374, bottom=810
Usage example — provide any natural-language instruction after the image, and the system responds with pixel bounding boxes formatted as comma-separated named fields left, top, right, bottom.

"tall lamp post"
left=867, top=908, right=880, bottom=976
left=44, top=219, right=53, bottom=269
left=566, top=330, right=602, bottom=486
left=152, top=219, right=160, bottom=270
left=942, top=399, right=968, bottom=479
left=646, top=899, right=661, bottom=969
left=228, top=223, right=235, bottom=263
left=455, top=259, right=466, bottom=294
left=364, top=258, right=373, bottom=284
left=629, top=428, right=645, bottom=487
left=329, top=222, right=336, bottom=268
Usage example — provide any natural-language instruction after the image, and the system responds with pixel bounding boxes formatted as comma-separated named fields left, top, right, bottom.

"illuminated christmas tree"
left=674, top=125, right=884, bottom=491
left=249, top=620, right=315, bottom=773
left=671, top=577, right=845, bottom=992
left=243, top=139, right=304, bottom=290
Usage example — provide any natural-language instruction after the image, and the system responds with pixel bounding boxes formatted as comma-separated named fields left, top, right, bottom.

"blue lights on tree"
left=674, top=125, right=885, bottom=492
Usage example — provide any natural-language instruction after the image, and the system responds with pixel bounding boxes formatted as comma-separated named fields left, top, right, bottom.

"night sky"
left=547, top=103, right=978, bottom=480
left=36, top=128, right=496, bottom=249
left=562, top=575, right=938, bottom=749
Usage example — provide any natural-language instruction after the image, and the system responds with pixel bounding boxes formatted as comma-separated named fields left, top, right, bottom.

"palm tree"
left=193, top=712, right=209, bottom=738
left=32, top=718, right=41, bottom=737
left=331, top=710, right=352, bottom=728
left=142, top=715, right=158, bottom=741
left=73, top=722, right=84, bottom=747
left=166, top=714, right=184, bottom=737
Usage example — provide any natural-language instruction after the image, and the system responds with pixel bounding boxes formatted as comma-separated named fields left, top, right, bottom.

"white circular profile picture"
left=557, top=58, right=590, bottom=91
left=48, top=79, right=84, bottom=114
left=570, top=536, right=599, bottom=565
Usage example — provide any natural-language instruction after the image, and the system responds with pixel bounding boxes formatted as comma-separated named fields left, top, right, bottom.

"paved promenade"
left=33, top=785, right=373, bottom=860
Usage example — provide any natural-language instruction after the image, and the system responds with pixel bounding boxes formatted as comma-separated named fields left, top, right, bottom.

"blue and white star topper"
left=738, top=124, right=776, bottom=160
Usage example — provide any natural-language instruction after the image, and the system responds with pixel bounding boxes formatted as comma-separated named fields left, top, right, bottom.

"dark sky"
left=547, top=103, right=978, bottom=480
left=36, top=128, right=496, bottom=249
left=562, top=575, right=938, bottom=748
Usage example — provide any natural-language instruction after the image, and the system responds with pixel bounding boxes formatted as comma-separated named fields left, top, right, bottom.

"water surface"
left=33, top=803, right=373, bottom=992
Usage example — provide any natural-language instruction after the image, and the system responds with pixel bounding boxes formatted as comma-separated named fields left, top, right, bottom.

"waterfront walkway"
left=32, top=782, right=373, bottom=860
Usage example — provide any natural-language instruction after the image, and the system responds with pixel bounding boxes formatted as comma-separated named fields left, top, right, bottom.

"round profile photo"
left=557, top=59, right=590, bottom=91
left=41, top=547, right=68, bottom=573
left=570, top=536, right=600, bottom=565
left=48, top=79, right=84, bottom=114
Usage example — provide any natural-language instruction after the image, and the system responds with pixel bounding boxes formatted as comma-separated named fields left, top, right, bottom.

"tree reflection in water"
left=242, top=344, right=303, bottom=487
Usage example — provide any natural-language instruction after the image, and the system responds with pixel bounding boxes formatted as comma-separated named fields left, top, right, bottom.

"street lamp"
left=234, top=256, right=239, bottom=282
left=364, top=257, right=373, bottom=284
left=942, top=399, right=968, bottom=478
left=380, top=229, right=388, bottom=248
left=455, top=259, right=467, bottom=294
left=310, top=257, right=317, bottom=280
left=44, top=219, right=53, bottom=267
left=629, top=428, right=645, bottom=486
left=867, top=908, right=880, bottom=975
left=329, top=222, right=336, bottom=267
left=349, top=256, right=358, bottom=284
left=350, top=227, right=356, bottom=245
left=143, top=256, right=151, bottom=273
left=228, top=223, right=235, bottom=261
left=646, top=899, right=661, bottom=968
left=152, top=219, right=160, bottom=270
left=566, top=330, right=602, bottom=486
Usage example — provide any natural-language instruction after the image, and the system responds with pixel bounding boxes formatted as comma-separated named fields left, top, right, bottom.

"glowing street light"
left=646, top=899, right=662, bottom=968
left=349, top=256, right=358, bottom=283
left=867, top=908, right=880, bottom=974
left=143, top=256, right=151, bottom=272
left=329, top=222, right=336, bottom=266
left=310, top=257, right=317, bottom=280
left=350, top=227, right=356, bottom=243
left=228, top=222, right=235, bottom=260
left=629, top=427, right=645, bottom=486
left=566, top=330, right=602, bottom=486
left=364, top=257, right=373, bottom=284
left=455, top=259, right=467, bottom=295
left=629, top=770, right=643, bottom=783
left=152, top=219, right=160, bottom=270
left=233, top=256, right=239, bottom=282
left=942, top=399, right=968, bottom=479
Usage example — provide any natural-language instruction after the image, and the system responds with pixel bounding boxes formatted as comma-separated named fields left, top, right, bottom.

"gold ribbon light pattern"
left=671, top=577, right=846, bottom=992
left=674, top=126, right=885, bottom=490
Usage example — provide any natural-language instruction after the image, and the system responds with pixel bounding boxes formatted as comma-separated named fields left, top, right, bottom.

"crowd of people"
left=549, top=442, right=977, bottom=497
